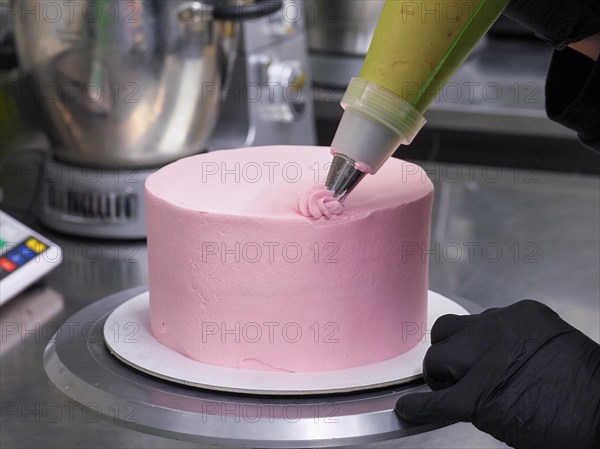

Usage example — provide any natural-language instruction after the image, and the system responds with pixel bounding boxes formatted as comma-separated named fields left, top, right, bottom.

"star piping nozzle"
left=325, top=78, right=426, bottom=201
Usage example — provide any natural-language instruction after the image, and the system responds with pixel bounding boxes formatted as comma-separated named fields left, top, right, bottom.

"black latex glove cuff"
left=545, top=47, right=600, bottom=151
left=395, top=300, right=600, bottom=449
left=504, top=0, right=600, bottom=49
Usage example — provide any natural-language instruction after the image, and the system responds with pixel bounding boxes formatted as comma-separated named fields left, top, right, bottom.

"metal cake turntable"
left=44, top=286, right=479, bottom=448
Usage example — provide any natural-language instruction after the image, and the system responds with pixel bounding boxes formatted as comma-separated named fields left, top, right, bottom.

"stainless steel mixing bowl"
left=14, top=1, right=279, bottom=167
left=304, top=0, right=384, bottom=56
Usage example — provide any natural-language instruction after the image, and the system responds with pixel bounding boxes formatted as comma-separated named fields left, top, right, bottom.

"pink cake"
left=145, top=145, right=434, bottom=372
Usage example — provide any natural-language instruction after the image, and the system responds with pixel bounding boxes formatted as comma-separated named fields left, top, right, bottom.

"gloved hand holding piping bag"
left=325, top=0, right=511, bottom=200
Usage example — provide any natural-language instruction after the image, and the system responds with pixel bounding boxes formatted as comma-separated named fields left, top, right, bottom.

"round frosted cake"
left=145, top=145, right=434, bottom=372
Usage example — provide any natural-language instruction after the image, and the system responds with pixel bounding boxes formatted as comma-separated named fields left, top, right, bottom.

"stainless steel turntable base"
left=44, top=287, right=467, bottom=448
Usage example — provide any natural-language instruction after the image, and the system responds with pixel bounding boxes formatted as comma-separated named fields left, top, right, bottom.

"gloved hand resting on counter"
left=503, top=0, right=600, bottom=150
left=395, top=300, right=600, bottom=449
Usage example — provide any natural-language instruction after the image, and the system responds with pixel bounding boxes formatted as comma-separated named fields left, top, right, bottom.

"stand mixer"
left=12, top=0, right=315, bottom=238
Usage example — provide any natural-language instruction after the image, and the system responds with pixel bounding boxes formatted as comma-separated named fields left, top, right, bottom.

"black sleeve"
left=545, top=47, right=600, bottom=151
left=504, top=1, right=600, bottom=50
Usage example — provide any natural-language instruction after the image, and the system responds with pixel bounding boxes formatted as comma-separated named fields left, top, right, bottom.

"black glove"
left=395, top=300, right=600, bottom=449
left=504, top=0, right=600, bottom=49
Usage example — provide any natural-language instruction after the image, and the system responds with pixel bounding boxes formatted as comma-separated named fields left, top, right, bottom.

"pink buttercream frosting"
left=296, top=185, right=344, bottom=219
left=353, top=161, right=374, bottom=174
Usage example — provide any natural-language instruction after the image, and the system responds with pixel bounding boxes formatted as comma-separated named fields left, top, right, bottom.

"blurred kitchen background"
left=3, top=0, right=599, bottom=177
left=3, top=0, right=599, bottom=241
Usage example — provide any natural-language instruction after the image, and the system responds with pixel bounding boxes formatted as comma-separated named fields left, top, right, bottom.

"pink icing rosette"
left=295, top=185, right=344, bottom=219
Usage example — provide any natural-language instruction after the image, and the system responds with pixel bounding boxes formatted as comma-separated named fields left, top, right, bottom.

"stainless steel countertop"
left=1, top=161, right=598, bottom=448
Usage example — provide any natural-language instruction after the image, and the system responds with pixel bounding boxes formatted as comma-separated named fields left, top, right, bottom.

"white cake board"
left=103, top=291, right=468, bottom=395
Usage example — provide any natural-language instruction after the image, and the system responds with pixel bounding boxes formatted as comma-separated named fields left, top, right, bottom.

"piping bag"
left=325, top=0, right=510, bottom=200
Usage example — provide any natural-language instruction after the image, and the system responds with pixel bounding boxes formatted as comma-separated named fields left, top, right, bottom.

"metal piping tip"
left=324, top=154, right=368, bottom=201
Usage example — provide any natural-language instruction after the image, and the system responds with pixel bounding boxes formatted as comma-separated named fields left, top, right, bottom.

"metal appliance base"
left=38, top=159, right=154, bottom=239
left=43, top=287, right=479, bottom=448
